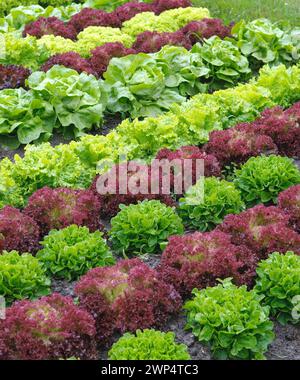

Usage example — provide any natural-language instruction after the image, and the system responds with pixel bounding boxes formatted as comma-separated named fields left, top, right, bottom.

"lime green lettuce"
left=179, top=177, right=245, bottom=231
left=0, top=250, right=51, bottom=305
left=0, top=32, right=50, bottom=69
left=27, top=66, right=107, bottom=138
left=234, top=155, right=300, bottom=206
left=109, top=330, right=191, bottom=360
left=37, top=225, right=115, bottom=281
left=255, top=251, right=300, bottom=325
left=109, top=200, right=184, bottom=255
left=121, top=7, right=210, bottom=38
left=185, top=279, right=275, bottom=360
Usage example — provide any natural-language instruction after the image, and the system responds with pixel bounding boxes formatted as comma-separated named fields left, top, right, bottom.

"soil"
left=2, top=115, right=300, bottom=361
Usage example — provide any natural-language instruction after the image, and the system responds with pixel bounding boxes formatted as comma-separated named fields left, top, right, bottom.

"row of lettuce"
left=1, top=63, right=300, bottom=209
left=0, top=0, right=160, bottom=18
left=0, top=171, right=299, bottom=359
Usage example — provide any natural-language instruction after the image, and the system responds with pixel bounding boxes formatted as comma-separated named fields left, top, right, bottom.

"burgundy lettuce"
left=113, top=2, right=154, bottom=23
left=68, top=8, right=120, bottom=33
left=75, top=259, right=182, bottom=341
left=23, top=187, right=103, bottom=235
left=23, top=17, right=77, bottom=40
left=181, top=18, right=232, bottom=44
left=153, top=0, right=192, bottom=14
left=0, top=293, right=97, bottom=360
left=0, top=206, right=40, bottom=254
left=158, top=230, right=258, bottom=297
left=41, top=52, right=96, bottom=75
left=278, top=185, right=300, bottom=232
left=0, top=64, right=31, bottom=90
left=217, top=204, right=300, bottom=258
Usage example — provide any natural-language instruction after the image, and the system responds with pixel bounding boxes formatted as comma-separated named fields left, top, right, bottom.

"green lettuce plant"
left=254, top=251, right=300, bottom=325
left=108, top=329, right=191, bottom=360
left=192, top=37, right=251, bottom=88
left=109, top=200, right=184, bottom=255
left=232, top=19, right=298, bottom=68
left=37, top=225, right=115, bottom=280
left=178, top=177, right=245, bottom=231
left=234, top=155, right=300, bottom=206
left=184, top=278, right=275, bottom=360
left=0, top=250, right=51, bottom=305
left=0, top=88, right=56, bottom=147
left=27, top=66, right=107, bottom=138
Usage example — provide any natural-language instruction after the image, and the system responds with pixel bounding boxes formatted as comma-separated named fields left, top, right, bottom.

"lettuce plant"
left=278, top=185, right=300, bottom=232
left=232, top=19, right=297, bottom=68
left=218, top=204, right=300, bottom=258
left=37, top=225, right=115, bottom=280
left=179, top=177, right=244, bottom=231
left=158, top=230, right=257, bottom=297
left=233, top=155, right=300, bottom=206
left=184, top=279, right=275, bottom=360
left=109, top=200, right=184, bottom=255
left=109, top=329, right=190, bottom=360
left=0, top=206, right=40, bottom=253
left=253, top=103, right=300, bottom=158
left=192, top=36, right=251, bottom=88
left=0, top=88, right=56, bottom=147
left=181, top=18, right=232, bottom=45
left=254, top=251, right=300, bottom=325
left=23, top=16, right=77, bottom=39
left=75, top=258, right=182, bottom=340
left=41, top=52, right=96, bottom=75
left=24, top=187, right=103, bottom=235
left=0, top=64, right=31, bottom=90
left=90, top=163, right=175, bottom=218
left=27, top=66, right=106, bottom=138
left=204, top=123, right=278, bottom=167
left=152, top=0, right=191, bottom=14
left=132, top=30, right=191, bottom=54
left=0, top=250, right=50, bottom=305
left=68, top=7, right=120, bottom=33
left=114, top=2, right=154, bottom=23
left=0, top=293, right=97, bottom=360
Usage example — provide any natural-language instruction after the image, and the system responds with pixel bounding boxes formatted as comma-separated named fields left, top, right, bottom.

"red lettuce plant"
left=41, top=52, right=96, bottom=75
left=132, top=30, right=191, bottom=53
left=278, top=185, right=300, bottom=232
left=204, top=124, right=278, bottom=167
left=0, top=294, right=97, bottom=360
left=23, top=187, right=103, bottom=235
left=158, top=230, right=257, bottom=297
left=75, top=258, right=182, bottom=340
left=0, top=206, right=40, bottom=254
left=181, top=18, right=232, bottom=44
left=218, top=204, right=300, bottom=258
left=0, top=64, right=31, bottom=90
left=155, top=146, right=221, bottom=195
left=113, top=2, right=154, bottom=23
left=90, top=162, right=175, bottom=218
left=23, top=17, right=77, bottom=40
left=153, top=0, right=192, bottom=14
left=68, top=8, right=120, bottom=33
left=253, top=104, right=300, bottom=158
left=90, top=42, right=136, bottom=77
